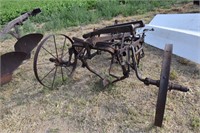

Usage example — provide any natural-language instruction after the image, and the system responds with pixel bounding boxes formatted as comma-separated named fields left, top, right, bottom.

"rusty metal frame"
left=33, top=20, right=189, bottom=92
left=72, top=20, right=146, bottom=86
left=33, top=20, right=189, bottom=127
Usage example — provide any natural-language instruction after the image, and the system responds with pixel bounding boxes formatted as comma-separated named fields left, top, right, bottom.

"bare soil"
left=0, top=2, right=200, bottom=133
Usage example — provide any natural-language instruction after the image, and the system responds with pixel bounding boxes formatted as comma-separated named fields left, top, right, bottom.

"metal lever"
left=143, top=77, right=159, bottom=87
left=168, top=83, right=189, bottom=92
left=143, top=78, right=189, bottom=92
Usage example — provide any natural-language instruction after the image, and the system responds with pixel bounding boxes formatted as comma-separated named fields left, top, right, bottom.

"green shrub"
left=0, top=0, right=190, bottom=33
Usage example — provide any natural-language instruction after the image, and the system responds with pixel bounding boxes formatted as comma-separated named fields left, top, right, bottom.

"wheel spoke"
left=41, top=66, right=56, bottom=82
left=64, top=66, right=71, bottom=72
left=52, top=66, right=58, bottom=88
left=42, top=46, right=57, bottom=59
left=63, top=51, right=69, bottom=58
left=62, top=44, right=73, bottom=58
left=53, top=35, right=59, bottom=58
left=61, top=37, right=67, bottom=57
left=34, top=34, right=76, bottom=88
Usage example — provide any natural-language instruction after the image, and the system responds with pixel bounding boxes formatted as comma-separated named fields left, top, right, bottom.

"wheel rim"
left=33, top=34, right=77, bottom=89
left=154, top=44, right=173, bottom=127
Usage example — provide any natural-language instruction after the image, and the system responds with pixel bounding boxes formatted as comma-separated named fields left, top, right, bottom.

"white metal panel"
left=149, top=14, right=200, bottom=32
left=143, top=14, right=200, bottom=64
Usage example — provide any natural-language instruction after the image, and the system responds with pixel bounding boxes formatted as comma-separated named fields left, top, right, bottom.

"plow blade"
left=14, top=33, right=43, bottom=59
left=0, top=52, right=27, bottom=85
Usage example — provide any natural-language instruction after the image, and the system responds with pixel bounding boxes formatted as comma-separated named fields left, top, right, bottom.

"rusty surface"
left=33, top=21, right=146, bottom=88
left=0, top=52, right=27, bottom=76
left=14, top=33, right=43, bottom=59
left=34, top=20, right=189, bottom=91
left=33, top=20, right=189, bottom=127
left=0, top=73, right=13, bottom=85
left=0, top=52, right=27, bottom=85
left=154, top=44, right=172, bottom=127
left=0, top=8, right=42, bottom=85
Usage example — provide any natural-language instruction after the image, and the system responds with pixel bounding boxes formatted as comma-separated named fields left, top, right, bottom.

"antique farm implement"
left=0, top=8, right=43, bottom=85
left=33, top=20, right=189, bottom=127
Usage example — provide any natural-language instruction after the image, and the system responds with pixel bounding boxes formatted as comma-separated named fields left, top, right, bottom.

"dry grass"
left=0, top=2, right=200, bottom=133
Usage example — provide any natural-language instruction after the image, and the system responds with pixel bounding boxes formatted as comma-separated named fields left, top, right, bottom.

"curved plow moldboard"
left=0, top=52, right=27, bottom=85
left=14, top=33, right=43, bottom=59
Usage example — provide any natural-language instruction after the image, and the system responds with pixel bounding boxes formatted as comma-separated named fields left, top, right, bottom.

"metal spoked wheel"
left=154, top=44, right=173, bottom=127
left=33, top=34, right=77, bottom=89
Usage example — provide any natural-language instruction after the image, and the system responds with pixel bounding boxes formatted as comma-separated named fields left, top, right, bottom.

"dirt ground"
left=0, top=2, right=200, bottom=133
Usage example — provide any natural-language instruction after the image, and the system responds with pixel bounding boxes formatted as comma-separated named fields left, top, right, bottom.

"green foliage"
left=170, top=69, right=178, bottom=80
left=191, top=117, right=200, bottom=130
left=0, top=0, right=189, bottom=32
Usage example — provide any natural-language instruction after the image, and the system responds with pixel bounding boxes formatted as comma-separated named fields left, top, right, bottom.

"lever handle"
left=168, top=83, right=189, bottom=92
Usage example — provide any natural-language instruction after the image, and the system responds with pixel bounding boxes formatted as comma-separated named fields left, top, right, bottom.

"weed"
left=170, top=69, right=178, bottom=80
left=191, top=117, right=200, bottom=130
left=46, top=128, right=60, bottom=133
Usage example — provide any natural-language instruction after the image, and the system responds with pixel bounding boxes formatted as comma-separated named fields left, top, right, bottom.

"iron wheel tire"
left=154, top=44, right=173, bottom=127
left=33, top=34, right=77, bottom=89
